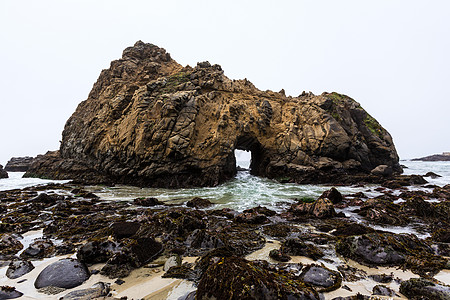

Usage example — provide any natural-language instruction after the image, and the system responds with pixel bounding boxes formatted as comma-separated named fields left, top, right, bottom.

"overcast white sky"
left=1, top=0, right=449, bottom=165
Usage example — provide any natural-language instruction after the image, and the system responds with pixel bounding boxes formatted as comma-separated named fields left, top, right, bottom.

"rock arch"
left=26, top=41, right=401, bottom=187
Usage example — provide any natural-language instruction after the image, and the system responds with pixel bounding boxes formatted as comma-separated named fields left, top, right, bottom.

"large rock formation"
left=25, top=41, right=401, bottom=187
left=5, top=156, right=34, bottom=172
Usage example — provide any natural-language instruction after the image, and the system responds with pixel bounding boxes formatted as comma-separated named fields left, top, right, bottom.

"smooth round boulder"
left=0, top=286, right=22, bottom=299
left=6, top=260, right=34, bottom=279
left=34, top=258, right=90, bottom=289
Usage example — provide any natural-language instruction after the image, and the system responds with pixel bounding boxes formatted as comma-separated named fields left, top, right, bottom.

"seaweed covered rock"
left=299, top=264, right=342, bottom=292
left=34, top=258, right=90, bottom=289
left=60, top=282, right=110, bottom=300
left=186, top=197, right=213, bottom=209
left=336, top=232, right=447, bottom=276
left=399, top=278, right=450, bottom=300
left=77, top=239, right=121, bottom=264
left=290, top=197, right=336, bottom=219
left=0, top=234, right=23, bottom=255
left=133, top=197, right=164, bottom=206
left=281, top=239, right=324, bottom=260
left=100, top=237, right=163, bottom=278
left=25, top=41, right=401, bottom=188
left=20, top=239, right=55, bottom=259
left=196, top=256, right=320, bottom=300
left=358, top=198, right=407, bottom=225
left=6, top=260, right=34, bottom=279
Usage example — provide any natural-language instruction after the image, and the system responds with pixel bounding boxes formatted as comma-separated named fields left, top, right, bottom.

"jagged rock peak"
left=25, top=41, right=402, bottom=187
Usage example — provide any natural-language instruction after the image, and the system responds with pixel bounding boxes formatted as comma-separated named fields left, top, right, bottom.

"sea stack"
left=0, top=165, right=8, bottom=179
left=25, top=41, right=401, bottom=187
left=5, top=156, right=35, bottom=172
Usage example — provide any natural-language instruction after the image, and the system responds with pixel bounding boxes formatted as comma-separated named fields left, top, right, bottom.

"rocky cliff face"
left=25, top=41, right=401, bottom=187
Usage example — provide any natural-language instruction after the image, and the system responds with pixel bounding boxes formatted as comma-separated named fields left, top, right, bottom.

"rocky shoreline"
left=0, top=174, right=449, bottom=299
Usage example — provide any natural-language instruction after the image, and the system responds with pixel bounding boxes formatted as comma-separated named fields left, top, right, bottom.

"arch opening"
left=233, top=135, right=265, bottom=175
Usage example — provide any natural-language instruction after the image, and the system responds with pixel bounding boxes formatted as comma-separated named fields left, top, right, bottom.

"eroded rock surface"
left=25, top=41, right=401, bottom=187
left=4, top=157, right=34, bottom=172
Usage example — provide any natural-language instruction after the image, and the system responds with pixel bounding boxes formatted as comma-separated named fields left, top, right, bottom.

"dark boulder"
left=299, top=264, right=342, bottom=292
left=111, top=222, right=141, bottom=239
left=6, top=260, right=34, bottom=279
left=101, top=237, right=163, bottom=278
left=235, top=211, right=269, bottom=224
left=269, top=249, right=291, bottom=262
left=0, top=286, right=23, bottom=299
left=368, top=273, right=393, bottom=283
left=424, top=171, right=442, bottom=178
left=196, top=256, right=320, bottom=300
left=400, top=278, right=450, bottom=300
left=243, top=206, right=277, bottom=217
left=372, top=285, right=396, bottom=297
left=332, top=222, right=375, bottom=237
left=185, top=229, right=225, bottom=256
left=0, top=234, right=23, bottom=255
left=290, top=197, right=336, bottom=219
left=20, top=239, right=55, bottom=259
left=34, top=258, right=90, bottom=289
left=60, top=282, right=110, bottom=300
left=336, top=232, right=447, bottom=276
left=331, top=295, right=370, bottom=300
left=77, top=240, right=121, bottom=264
left=320, top=187, right=343, bottom=204
left=281, top=238, right=324, bottom=260
left=133, top=197, right=164, bottom=206
left=358, top=198, right=407, bottom=225
left=186, top=197, right=213, bottom=209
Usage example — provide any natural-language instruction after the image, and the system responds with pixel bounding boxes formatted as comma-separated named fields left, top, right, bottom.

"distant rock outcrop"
left=25, top=41, right=401, bottom=187
left=5, top=156, right=34, bottom=172
left=412, top=153, right=450, bottom=162
left=0, top=165, right=7, bottom=179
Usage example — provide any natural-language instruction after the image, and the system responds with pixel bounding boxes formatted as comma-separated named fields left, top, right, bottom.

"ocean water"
left=2, top=161, right=448, bottom=212
left=1, top=161, right=449, bottom=206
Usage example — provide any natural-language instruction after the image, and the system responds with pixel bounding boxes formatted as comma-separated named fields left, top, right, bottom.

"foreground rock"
left=34, top=258, right=90, bottom=289
left=60, top=282, right=110, bottom=300
left=4, top=157, right=34, bottom=172
left=196, top=256, right=320, bottom=300
left=6, top=260, right=34, bottom=279
left=336, top=232, right=447, bottom=276
left=25, top=41, right=401, bottom=188
left=0, top=165, right=7, bottom=179
left=399, top=278, right=450, bottom=300
left=299, top=264, right=342, bottom=292
left=0, top=286, right=23, bottom=299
